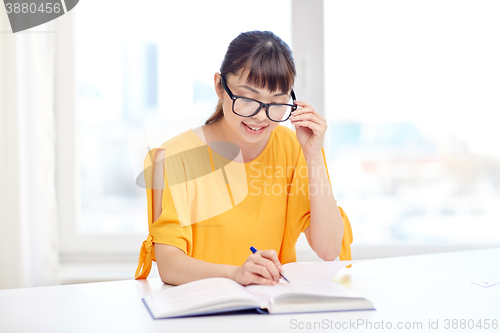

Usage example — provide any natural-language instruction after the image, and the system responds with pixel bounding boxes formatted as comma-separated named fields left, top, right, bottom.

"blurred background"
left=1, top=0, right=499, bottom=289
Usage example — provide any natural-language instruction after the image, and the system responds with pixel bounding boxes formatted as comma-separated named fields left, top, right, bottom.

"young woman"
left=135, top=31, right=353, bottom=286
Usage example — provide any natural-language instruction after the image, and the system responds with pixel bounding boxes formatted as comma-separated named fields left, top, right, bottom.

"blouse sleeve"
left=135, top=148, right=193, bottom=279
left=280, top=147, right=353, bottom=264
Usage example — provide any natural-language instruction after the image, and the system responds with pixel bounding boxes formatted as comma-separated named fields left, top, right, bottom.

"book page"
left=150, top=278, right=258, bottom=316
left=245, top=281, right=363, bottom=301
left=282, top=260, right=361, bottom=283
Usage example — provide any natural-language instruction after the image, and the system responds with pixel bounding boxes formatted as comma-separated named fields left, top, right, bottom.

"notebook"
left=143, top=260, right=374, bottom=319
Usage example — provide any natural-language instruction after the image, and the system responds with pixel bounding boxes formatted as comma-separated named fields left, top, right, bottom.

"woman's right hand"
left=232, top=249, right=283, bottom=286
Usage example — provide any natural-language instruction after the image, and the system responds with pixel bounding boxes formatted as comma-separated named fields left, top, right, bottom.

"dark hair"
left=205, top=31, right=296, bottom=125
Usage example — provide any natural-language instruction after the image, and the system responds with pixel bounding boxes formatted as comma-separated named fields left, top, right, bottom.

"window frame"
left=55, top=11, right=144, bottom=261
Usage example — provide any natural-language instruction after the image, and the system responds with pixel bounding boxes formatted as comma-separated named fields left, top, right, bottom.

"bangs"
left=243, top=46, right=296, bottom=94
left=221, top=31, right=296, bottom=94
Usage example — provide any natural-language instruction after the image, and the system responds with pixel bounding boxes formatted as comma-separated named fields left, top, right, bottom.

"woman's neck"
left=200, top=118, right=270, bottom=163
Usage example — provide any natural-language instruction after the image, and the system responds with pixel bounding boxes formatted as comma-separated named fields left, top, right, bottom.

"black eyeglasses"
left=220, top=74, right=297, bottom=122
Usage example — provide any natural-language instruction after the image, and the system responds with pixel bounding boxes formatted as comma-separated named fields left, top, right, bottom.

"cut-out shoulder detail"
left=191, top=126, right=207, bottom=144
left=152, top=149, right=165, bottom=223
left=135, top=125, right=354, bottom=280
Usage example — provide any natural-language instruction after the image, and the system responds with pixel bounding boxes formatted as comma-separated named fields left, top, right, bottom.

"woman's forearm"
left=306, top=154, right=344, bottom=260
left=154, top=243, right=238, bottom=285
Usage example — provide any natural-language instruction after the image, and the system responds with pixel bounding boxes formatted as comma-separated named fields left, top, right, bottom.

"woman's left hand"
left=289, top=101, right=327, bottom=160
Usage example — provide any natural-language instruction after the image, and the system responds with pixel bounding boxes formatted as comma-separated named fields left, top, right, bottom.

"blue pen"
left=250, top=246, right=291, bottom=283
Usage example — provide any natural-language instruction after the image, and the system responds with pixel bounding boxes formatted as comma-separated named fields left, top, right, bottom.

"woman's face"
left=215, top=71, right=292, bottom=145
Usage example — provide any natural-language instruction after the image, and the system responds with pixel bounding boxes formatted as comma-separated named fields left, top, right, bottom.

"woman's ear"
left=214, top=72, right=223, bottom=100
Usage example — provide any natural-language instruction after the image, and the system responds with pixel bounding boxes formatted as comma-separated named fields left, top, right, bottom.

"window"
left=58, top=0, right=498, bottom=267
left=62, top=0, right=292, bottom=257
left=324, top=0, right=500, bottom=245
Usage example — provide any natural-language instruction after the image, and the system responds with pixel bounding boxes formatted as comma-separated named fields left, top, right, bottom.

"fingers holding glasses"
left=289, top=101, right=327, bottom=136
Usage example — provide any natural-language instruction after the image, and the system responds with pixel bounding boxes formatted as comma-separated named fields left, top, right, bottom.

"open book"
left=143, top=260, right=374, bottom=319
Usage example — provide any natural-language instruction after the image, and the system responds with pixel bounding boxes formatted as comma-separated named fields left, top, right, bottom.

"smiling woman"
left=135, top=30, right=353, bottom=286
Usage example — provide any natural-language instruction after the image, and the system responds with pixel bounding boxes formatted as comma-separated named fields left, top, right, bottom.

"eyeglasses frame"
left=220, top=74, right=297, bottom=122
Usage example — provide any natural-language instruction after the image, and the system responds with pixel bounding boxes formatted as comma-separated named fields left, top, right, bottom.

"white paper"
left=282, top=260, right=362, bottom=283
left=471, top=280, right=500, bottom=288
left=245, top=281, right=363, bottom=300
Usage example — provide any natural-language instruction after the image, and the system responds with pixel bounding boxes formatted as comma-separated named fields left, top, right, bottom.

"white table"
left=1, top=248, right=499, bottom=333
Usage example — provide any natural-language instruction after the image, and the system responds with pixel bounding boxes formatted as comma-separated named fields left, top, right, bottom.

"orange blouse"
left=135, top=125, right=353, bottom=279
